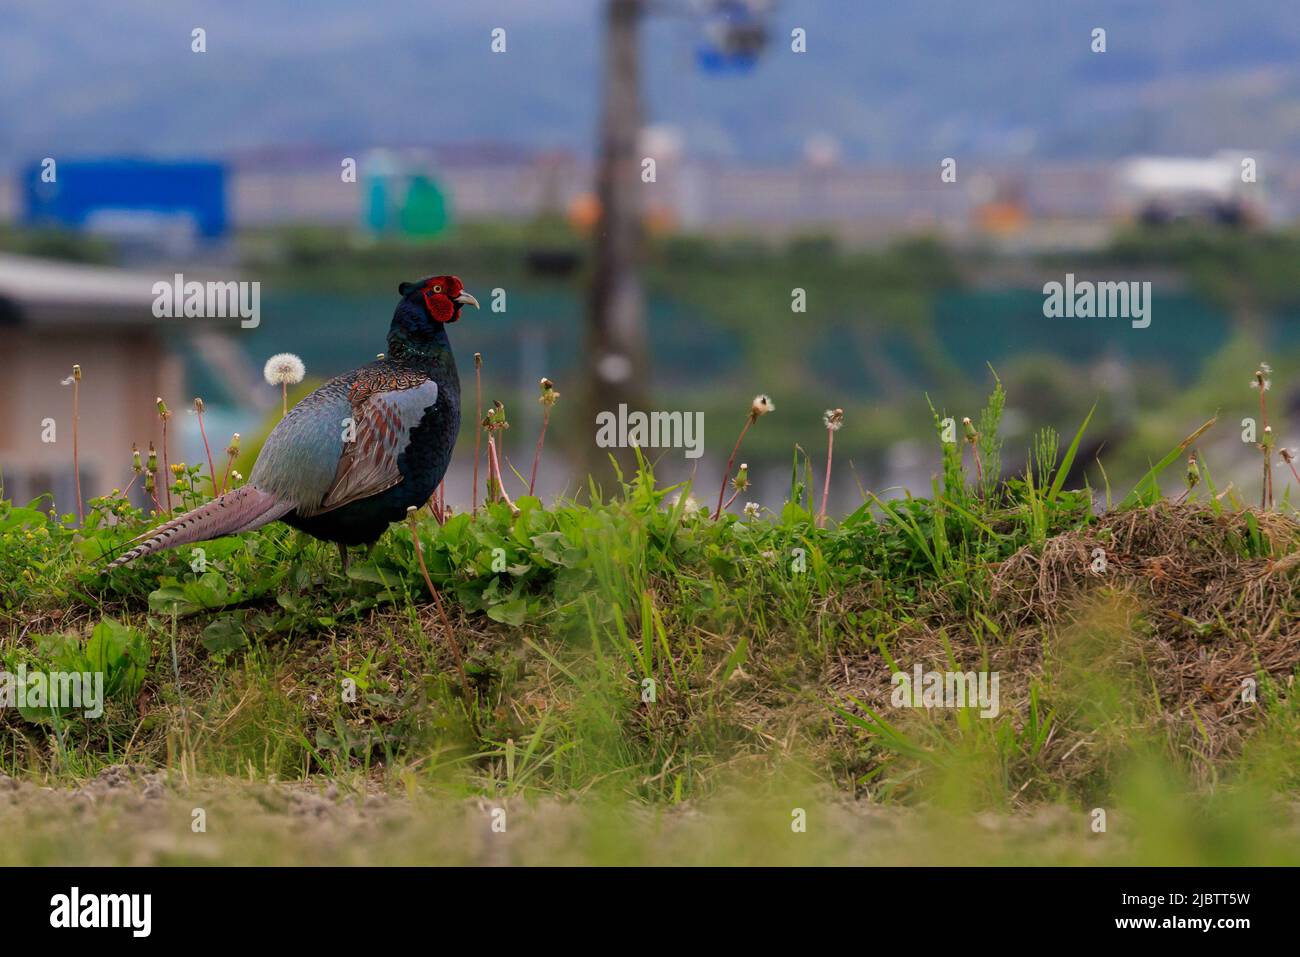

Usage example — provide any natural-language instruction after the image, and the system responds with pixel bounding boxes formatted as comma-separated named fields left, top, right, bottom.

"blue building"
left=21, top=159, right=228, bottom=240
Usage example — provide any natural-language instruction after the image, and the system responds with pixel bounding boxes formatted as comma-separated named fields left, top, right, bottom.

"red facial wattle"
left=422, top=286, right=457, bottom=323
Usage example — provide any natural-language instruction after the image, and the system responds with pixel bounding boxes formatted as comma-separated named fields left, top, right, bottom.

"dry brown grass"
left=824, top=505, right=1300, bottom=801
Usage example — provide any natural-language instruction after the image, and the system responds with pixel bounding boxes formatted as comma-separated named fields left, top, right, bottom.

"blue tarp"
left=21, top=159, right=228, bottom=238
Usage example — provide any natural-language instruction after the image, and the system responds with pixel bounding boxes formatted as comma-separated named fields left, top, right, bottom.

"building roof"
left=0, top=253, right=160, bottom=327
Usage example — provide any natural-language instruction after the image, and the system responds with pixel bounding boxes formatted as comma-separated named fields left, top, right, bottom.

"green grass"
left=2, top=385, right=1299, bottom=864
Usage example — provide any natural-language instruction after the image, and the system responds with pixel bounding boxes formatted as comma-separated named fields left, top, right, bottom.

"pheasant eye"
left=431, top=285, right=442, bottom=293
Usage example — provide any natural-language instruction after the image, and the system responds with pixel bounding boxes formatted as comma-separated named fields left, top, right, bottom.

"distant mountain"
left=2, top=0, right=1299, bottom=168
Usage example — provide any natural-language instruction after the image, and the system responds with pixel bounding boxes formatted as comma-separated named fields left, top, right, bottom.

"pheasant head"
left=398, top=274, right=480, bottom=324
left=390, top=275, right=480, bottom=357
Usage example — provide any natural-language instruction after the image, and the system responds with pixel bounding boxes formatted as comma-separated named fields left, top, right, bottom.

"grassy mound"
left=2, top=377, right=1298, bottom=866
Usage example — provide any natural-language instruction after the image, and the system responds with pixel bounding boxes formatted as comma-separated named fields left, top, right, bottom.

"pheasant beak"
left=455, top=291, right=480, bottom=310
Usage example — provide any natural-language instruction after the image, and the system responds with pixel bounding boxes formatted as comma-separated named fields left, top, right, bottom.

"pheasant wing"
left=302, top=375, right=439, bottom=515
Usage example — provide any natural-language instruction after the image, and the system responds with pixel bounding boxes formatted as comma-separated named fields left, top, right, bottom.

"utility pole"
left=584, top=0, right=648, bottom=480
left=581, top=1, right=773, bottom=481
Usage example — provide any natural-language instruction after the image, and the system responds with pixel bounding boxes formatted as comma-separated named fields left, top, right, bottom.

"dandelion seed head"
left=823, top=408, right=844, bottom=431
left=263, top=352, right=306, bottom=386
left=751, top=394, right=775, bottom=418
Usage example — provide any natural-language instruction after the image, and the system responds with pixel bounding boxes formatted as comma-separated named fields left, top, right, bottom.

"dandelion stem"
left=472, top=355, right=483, bottom=518
left=1257, top=372, right=1272, bottom=509
left=1263, top=453, right=1270, bottom=510
left=160, top=413, right=172, bottom=514
left=529, top=407, right=550, bottom=496
left=818, top=427, right=835, bottom=528
left=71, top=367, right=84, bottom=525
left=1284, top=457, right=1300, bottom=491
left=487, top=435, right=519, bottom=513
left=713, top=417, right=753, bottom=520
left=195, top=401, right=217, bottom=496
left=497, top=416, right=505, bottom=482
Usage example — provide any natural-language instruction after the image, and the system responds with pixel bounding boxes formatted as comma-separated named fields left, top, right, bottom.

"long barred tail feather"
left=103, top=485, right=294, bottom=572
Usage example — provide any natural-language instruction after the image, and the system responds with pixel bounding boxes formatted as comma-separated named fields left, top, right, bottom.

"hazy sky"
left=3, top=1, right=1298, bottom=167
